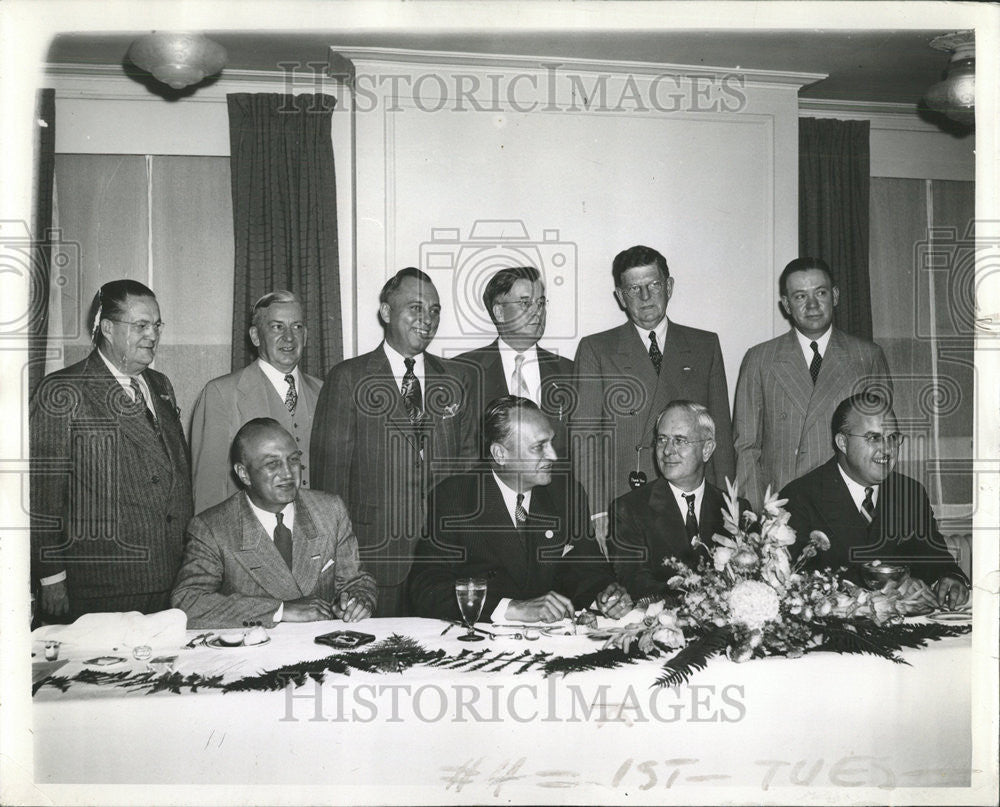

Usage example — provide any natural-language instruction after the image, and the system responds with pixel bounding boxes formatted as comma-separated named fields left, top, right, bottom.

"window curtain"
left=227, top=93, right=342, bottom=377
left=799, top=118, right=872, bottom=339
left=29, top=89, right=56, bottom=399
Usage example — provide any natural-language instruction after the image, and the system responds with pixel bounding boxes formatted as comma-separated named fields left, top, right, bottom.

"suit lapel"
left=236, top=497, right=302, bottom=598
left=803, top=329, right=853, bottom=436
left=698, top=484, right=726, bottom=540
left=366, top=347, right=421, bottom=453
left=290, top=496, right=324, bottom=596
left=649, top=479, right=688, bottom=552
left=237, top=364, right=277, bottom=424
left=483, top=476, right=530, bottom=583
left=649, top=324, right=688, bottom=432
left=773, top=330, right=813, bottom=417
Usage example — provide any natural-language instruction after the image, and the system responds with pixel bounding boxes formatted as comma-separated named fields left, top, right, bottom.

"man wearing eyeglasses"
left=456, top=266, right=574, bottom=458
left=572, top=245, right=735, bottom=550
left=609, top=400, right=745, bottom=600
left=733, top=258, right=892, bottom=510
left=31, top=279, right=193, bottom=618
left=781, top=392, right=969, bottom=609
left=189, top=291, right=323, bottom=513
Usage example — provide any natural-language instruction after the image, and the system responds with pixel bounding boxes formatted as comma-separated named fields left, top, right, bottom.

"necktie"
left=515, top=493, right=528, bottom=527
left=683, top=493, right=699, bottom=541
left=809, top=341, right=822, bottom=385
left=274, top=511, right=293, bottom=569
left=511, top=354, right=530, bottom=398
left=129, top=377, right=159, bottom=431
left=401, top=357, right=423, bottom=422
left=861, top=487, right=875, bottom=523
left=284, top=374, right=298, bottom=413
left=648, top=331, right=662, bottom=374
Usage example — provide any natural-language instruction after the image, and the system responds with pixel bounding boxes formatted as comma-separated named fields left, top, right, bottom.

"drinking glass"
left=454, top=578, right=488, bottom=642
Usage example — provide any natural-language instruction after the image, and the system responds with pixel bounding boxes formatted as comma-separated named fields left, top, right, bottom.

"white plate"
left=206, top=635, right=271, bottom=649
left=927, top=611, right=972, bottom=624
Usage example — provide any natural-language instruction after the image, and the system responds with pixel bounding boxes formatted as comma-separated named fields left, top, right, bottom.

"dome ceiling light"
left=923, top=30, right=975, bottom=127
left=126, top=32, right=228, bottom=90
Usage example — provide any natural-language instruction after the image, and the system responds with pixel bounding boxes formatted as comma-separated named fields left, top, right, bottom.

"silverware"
left=184, top=633, right=211, bottom=648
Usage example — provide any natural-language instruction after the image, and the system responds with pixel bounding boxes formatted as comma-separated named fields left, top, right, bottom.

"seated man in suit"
left=610, top=400, right=745, bottom=600
left=455, top=266, right=574, bottom=458
left=190, top=290, right=324, bottom=513
left=408, top=396, right=632, bottom=623
left=781, top=392, right=969, bottom=609
left=172, top=418, right=376, bottom=628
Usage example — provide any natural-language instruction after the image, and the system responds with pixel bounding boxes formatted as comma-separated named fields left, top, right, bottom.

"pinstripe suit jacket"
left=171, top=488, right=377, bottom=629
left=454, top=339, right=574, bottom=458
left=30, top=351, right=193, bottom=603
left=733, top=328, right=892, bottom=510
left=571, top=320, right=735, bottom=516
left=189, top=361, right=323, bottom=514
left=310, top=345, right=478, bottom=588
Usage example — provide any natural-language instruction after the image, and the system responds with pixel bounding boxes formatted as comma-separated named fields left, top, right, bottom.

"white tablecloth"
left=31, top=616, right=973, bottom=802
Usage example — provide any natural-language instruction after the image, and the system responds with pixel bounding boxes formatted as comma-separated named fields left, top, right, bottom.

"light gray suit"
left=189, top=361, right=323, bottom=514
left=172, top=488, right=376, bottom=629
left=733, top=328, right=892, bottom=509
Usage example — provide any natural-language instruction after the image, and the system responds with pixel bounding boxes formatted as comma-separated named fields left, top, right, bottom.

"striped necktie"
left=809, top=341, right=822, bottom=384
left=861, top=487, right=875, bottom=523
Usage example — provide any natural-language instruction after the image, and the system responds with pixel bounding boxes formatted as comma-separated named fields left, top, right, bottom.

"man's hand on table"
left=41, top=580, right=69, bottom=616
left=933, top=575, right=969, bottom=610
left=283, top=596, right=334, bottom=622
left=884, top=576, right=941, bottom=615
left=595, top=582, right=633, bottom=619
left=506, top=591, right=575, bottom=623
left=332, top=592, right=373, bottom=623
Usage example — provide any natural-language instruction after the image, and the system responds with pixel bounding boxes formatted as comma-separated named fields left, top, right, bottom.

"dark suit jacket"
left=455, top=339, right=574, bottom=458
left=189, top=361, right=324, bottom=513
left=572, top=320, right=735, bottom=514
left=310, top=345, right=478, bottom=588
left=30, top=351, right=193, bottom=603
left=734, top=327, right=892, bottom=509
left=171, top=488, right=377, bottom=629
left=781, top=458, right=964, bottom=585
left=408, top=469, right=615, bottom=620
left=610, top=479, right=744, bottom=599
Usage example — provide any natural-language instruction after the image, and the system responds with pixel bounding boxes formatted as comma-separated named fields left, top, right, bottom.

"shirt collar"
left=244, top=494, right=296, bottom=537
left=96, top=347, right=149, bottom=397
left=666, top=478, right=706, bottom=516
left=492, top=469, right=532, bottom=526
left=257, top=358, right=301, bottom=386
left=497, top=339, right=539, bottom=364
left=382, top=340, right=424, bottom=380
left=794, top=325, right=832, bottom=355
left=836, top=463, right=878, bottom=511
left=633, top=316, right=669, bottom=350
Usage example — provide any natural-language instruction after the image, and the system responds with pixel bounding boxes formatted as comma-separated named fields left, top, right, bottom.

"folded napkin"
left=31, top=609, right=188, bottom=652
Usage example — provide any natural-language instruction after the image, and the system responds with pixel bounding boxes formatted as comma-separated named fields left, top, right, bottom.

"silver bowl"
left=860, top=561, right=909, bottom=590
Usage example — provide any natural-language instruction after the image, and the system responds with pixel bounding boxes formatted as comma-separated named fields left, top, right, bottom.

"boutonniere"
left=159, top=393, right=180, bottom=417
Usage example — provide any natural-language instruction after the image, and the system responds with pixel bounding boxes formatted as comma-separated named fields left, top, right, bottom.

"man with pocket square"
left=408, top=396, right=630, bottom=623
left=172, top=418, right=376, bottom=628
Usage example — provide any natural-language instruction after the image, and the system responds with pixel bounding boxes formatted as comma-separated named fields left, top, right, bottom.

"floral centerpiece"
left=602, top=481, right=965, bottom=686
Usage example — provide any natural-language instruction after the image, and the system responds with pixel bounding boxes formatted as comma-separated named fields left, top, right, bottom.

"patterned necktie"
left=683, top=493, right=699, bottom=541
left=274, top=511, right=293, bottom=569
left=284, top=374, right=298, bottom=413
left=401, top=357, right=423, bottom=422
left=511, top=354, right=530, bottom=398
left=129, top=377, right=159, bottom=431
left=809, top=341, right=822, bottom=384
left=861, top=487, right=875, bottom=523
left=515, top=493, right=528, bottom=527
left=648, top=331, right=662, bottom=375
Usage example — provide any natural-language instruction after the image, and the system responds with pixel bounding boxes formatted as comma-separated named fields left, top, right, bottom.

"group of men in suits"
left=29, top=245, right=969, bottom=626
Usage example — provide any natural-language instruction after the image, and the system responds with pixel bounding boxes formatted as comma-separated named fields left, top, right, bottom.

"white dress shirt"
left=245, top=496, right=296, bottom=622
left=257, top=358, right=302, bottom=400
left=383, top=341, right=426, bottom=393
left=794, top=325, right=833, bottom=366
left=497, top=340, right=542, bottom=404
left=632, top=316, right=669, bottom=356
left=666, top=478, right=707, bottom=525
left=837, top=464, right=879, bottom=514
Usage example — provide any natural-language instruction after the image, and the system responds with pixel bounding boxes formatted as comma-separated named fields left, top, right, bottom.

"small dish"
left=206, top=635, right=270, bottom=649
left=927, top=610, right=972, bottom=623
left=84, top=655, right=128, bottom=667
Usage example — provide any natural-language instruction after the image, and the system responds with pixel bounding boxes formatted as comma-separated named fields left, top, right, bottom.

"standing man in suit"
left=409, top=396, right=631, bottom=623
left=572, top=245, right=735, bottom=547
left=310, top=267, right=477, bottom=617
left=781, top=393, right=968, bottom=608
left=455, top=266, right=574, bottom=457
left=31, top=279, right=193, bottom=618
left=190, top=290, right=323, bottom=513
left=610, top=401, right=746, bottom=601
left=733, top=257, right=892, bottom=509
left=172, top=418, right=376, bottom=629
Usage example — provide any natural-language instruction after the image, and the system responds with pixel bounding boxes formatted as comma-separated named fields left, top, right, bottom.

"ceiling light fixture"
left=126, top=32, right=227, bottom=90
left=923, top=30, right=975, bottom=126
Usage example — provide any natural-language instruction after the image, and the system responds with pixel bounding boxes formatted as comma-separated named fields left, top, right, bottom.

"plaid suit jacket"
left=30, top=351, right=193, bottom=601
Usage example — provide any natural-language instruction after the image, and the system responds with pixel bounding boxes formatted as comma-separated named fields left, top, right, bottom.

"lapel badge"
left=544, top=529, right=555, bottom=540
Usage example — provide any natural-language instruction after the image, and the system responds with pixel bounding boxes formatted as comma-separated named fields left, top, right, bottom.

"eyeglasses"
left=844, top=432, right=906, bottom=449
left=620, top=280, right=665, bottom=299
left=108, top=319, right=166, bottom=334
left=654, top=435, right=709, bottom=450
left=501, top=297, right=547, bottom=311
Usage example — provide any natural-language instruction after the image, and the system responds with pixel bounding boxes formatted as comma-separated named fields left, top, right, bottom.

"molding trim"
left=799, top=98, right=967, bottom=134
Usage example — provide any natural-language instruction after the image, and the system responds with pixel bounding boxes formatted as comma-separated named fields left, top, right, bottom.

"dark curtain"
left=29, top=88, right=56, bottom=398
left=227, top=93, right=342, bottom=377
left=799, top=118, right=872, bottom=339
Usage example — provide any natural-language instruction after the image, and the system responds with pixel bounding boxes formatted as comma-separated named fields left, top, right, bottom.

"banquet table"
left=31, top=615, right=973, bottom=802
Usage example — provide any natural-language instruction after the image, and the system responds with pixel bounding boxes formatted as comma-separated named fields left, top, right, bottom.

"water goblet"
left=454, top=577, right=488, bottom=642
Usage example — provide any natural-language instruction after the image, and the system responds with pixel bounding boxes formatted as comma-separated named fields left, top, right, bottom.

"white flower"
left=767, top=523, right=796, bottom=546
left=644, top=601, right=665, bottom=619
left=713, top=546, right=735, bottom=572
left=726, top=580, right=781, bottom=629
